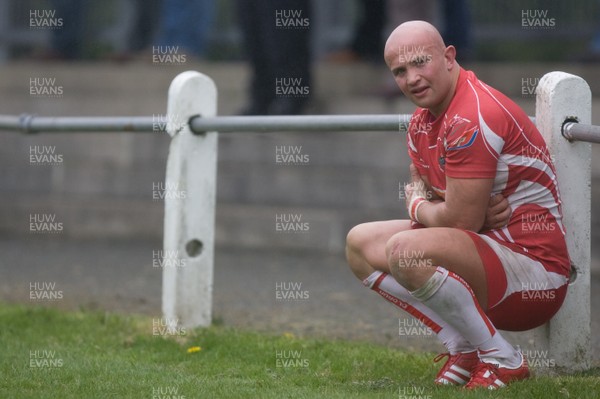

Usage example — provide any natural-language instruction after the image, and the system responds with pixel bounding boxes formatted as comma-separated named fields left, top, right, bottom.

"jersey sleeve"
left=444, top=122, right=499, bottom=179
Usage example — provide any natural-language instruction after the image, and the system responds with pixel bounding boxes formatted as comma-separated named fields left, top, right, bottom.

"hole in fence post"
left=185, top=239, right=203, bottom=257
left=561, top=116, right=579, bottom=142
left=568, top=263, right=578, bottom=284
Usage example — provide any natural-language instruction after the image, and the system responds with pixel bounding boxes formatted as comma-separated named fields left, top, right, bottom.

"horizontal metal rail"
left=563, top=121, right=600, bottom=144
left=189, top=114, right=406, bottom=133
left=0, top=114, right=158, bottom=134
left=0, top=114, right=410, bottom=134
left=10, top=114, right=600, bottom=143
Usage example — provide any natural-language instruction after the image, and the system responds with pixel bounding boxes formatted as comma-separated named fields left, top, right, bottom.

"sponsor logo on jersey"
left=446, top=126, right=478, bottom=151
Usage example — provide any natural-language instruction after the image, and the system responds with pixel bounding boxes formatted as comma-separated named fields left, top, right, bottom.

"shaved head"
left=384, top=20, right=460, bottom=116
left=384, top=21, right=446, bottom=68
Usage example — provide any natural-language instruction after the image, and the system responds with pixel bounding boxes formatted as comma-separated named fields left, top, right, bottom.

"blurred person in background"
left=326, top=0, right=385, bottom=63
left=236, top=0, right=312, bottom=115
left=43, top=0, right=162, bottom=61
left=127, top=0, right=161, bottom=54
left=328, top=0, right=470, bottom=65
left=154, top=0, right=216, bottom=59
left=579, top=0, right=600, bottom=62
left=46, top=0, right=89, bottom=59
left=438, top=0, right=472, bottom=61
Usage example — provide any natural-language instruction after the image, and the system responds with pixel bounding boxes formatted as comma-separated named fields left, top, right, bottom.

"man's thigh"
left=387, top=227, right=489, bottom=309
left=349, top=219, right=413, bottom=272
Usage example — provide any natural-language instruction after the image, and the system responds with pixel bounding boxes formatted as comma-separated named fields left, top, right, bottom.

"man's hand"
left=483, top=194, right=512, bottom=230
left=404, top=164, right=429, bottom=222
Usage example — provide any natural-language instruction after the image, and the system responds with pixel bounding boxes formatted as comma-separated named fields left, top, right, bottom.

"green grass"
left=0, top=303, right=598, bottom=398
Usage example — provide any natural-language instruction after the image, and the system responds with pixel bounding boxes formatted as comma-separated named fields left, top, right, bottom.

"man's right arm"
left=406, top=165, right=511, bottom=231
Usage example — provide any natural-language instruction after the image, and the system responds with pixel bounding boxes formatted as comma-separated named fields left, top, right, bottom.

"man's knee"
left=345, top=223, right=376, bottom=280
left=386, top=232, right=428, bottom=282
left=345, top=223, right=369, bottom=257
left=386, top=231, right=410, bottom=268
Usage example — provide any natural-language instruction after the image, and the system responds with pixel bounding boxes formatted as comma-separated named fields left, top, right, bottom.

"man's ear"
left=444, top=45, right=457, bottom=69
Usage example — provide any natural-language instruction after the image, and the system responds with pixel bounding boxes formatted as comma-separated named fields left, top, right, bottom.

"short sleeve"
left=444, top=123, right=498, bottom=179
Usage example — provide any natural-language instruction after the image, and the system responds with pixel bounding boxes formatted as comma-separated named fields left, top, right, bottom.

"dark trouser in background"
left=236, top=0, right=312, bottom=115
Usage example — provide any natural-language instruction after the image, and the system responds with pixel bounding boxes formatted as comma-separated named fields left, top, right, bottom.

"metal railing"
left=0, top=114, right=408, bottom=134
left=9, top=113, right=600, bottom=141
left=563, top=121, right=600, bottom=143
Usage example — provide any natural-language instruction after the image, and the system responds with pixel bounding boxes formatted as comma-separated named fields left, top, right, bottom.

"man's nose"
left=406, top=68, right=421, bottom=86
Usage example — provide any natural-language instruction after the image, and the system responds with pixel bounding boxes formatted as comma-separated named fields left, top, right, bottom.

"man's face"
left=385, top=42, right=453, bottom=115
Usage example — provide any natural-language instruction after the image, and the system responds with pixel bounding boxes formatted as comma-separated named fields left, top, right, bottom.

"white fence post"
left=534, top=71, right=592, bottom=373
left=163, top=71, right=218, bottom=329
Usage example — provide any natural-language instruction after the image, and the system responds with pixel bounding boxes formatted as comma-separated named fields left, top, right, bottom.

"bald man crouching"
left=346, top=21, right=570, bottom=389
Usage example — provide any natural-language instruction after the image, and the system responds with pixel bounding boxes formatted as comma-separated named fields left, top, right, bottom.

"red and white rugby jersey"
left=406, top=68, right=570, bottom=277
